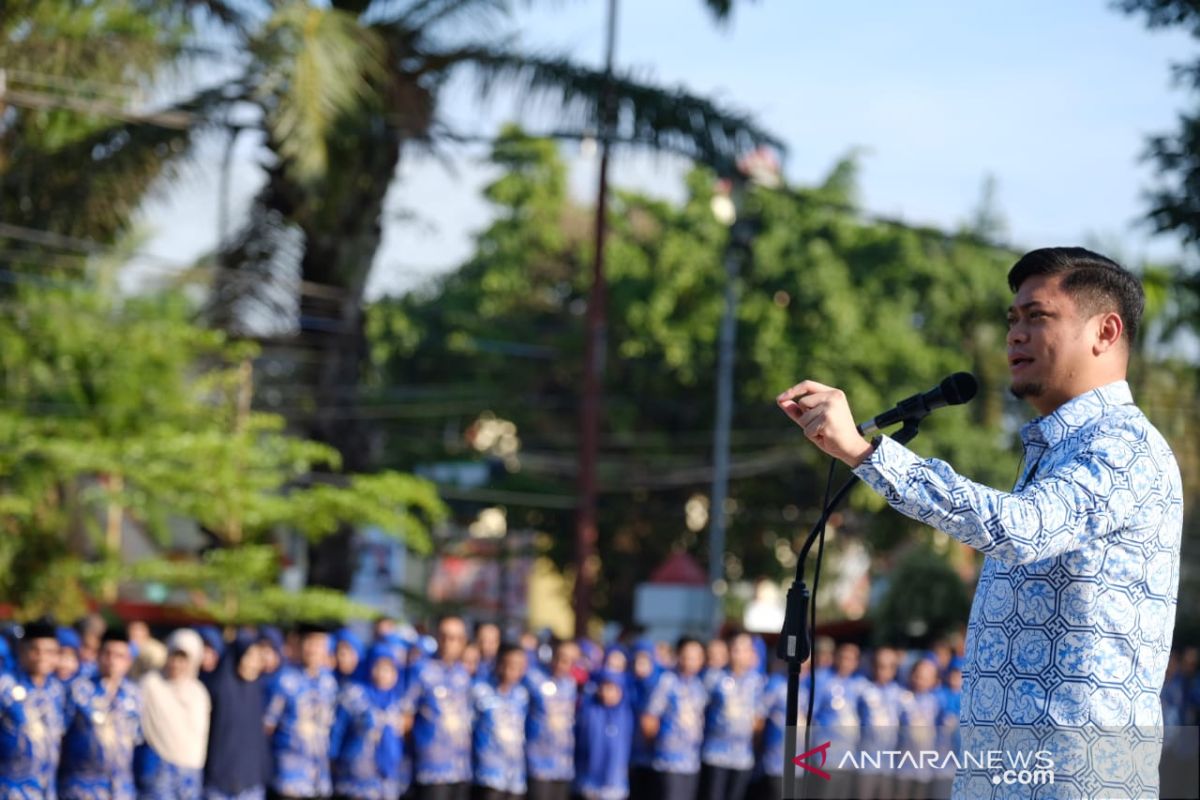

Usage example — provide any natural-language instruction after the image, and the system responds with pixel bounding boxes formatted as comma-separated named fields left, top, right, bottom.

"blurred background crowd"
left=1, top=612, right=1198, bottom=800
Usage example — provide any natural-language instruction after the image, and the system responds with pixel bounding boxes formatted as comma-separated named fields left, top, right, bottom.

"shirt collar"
left=1019, top=380, right=1133, bottom=449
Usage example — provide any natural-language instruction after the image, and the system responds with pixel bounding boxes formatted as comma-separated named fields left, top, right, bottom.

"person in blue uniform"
left=264, top=622, right=338, bottom=799
left=810, top=642, right=860, bottom=796
left=331, top=629, right=364, bottom=688
left=204, top=633, right=270, bottom=800
left=330, top=641, right=411, bottom=800
left=932, top=656, right=962, bottom=800
left=57, top=627, right=84, bottom=684
left=754, top=654, right=806, bottom=800
left=0, top=618, right=68, bottom=797
left=896, top=658, right=943, bottom=800
left=135, top=629, right=210, bottom=800
left=575, top=670, right=633, bottom=800
left=525, top=639, right=578, bottom=800
left=626, top=639, right=661, bottom=799
left=699, top=633, right=762, bottom=800
left=641, top=637, right=708, bottom=800
left=702, top=640, right=727, bottom=686
left=196, top=627, right=224, bottom=690
left=854, top=646, right=903, bottom=800
left=406, top=616, right=473, bottom=800
left=58, top=627, right=141, bottom=800
left=472, top=623, right=501, bottom=687
left=471, top=644, right=530, bottom=800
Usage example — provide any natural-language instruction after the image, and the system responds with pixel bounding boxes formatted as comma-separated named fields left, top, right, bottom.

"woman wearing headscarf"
left=329, top=641, right=411, bottom=800
left=203, top=632, right=270, bottom=800
left=574, top=670, right=633, bottom=800
left=134, top=629, right=211, bottom=800
left=332, top=628, right=365, bottom=687
left=626, top=640, right=662, bottom=798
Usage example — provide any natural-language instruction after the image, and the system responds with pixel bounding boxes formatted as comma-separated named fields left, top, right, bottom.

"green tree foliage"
left=0, top=270, right=445, bottom=622
left=871, top=545, right=972, bottom=647
left=1117, top=0, right=1200, bottom=243
left=367, top=127, right=1023, bottom=622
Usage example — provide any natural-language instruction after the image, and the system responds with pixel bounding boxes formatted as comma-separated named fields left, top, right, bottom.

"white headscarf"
left=139, top=629, right=211, bottom=769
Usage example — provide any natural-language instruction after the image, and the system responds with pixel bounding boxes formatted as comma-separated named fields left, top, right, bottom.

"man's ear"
left=1094, top=311, right=1124, bottom=354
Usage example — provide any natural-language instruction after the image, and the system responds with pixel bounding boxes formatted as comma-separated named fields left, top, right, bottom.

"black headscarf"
left=202, top=632, right=270, bottom=794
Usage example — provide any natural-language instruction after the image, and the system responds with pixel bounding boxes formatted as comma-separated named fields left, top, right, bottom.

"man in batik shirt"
left=0, top=619, right=67, bottom=798
left=58, top=628, right=141, bottom=800
left=265, top=622, right=338, bottom=799
left=778, top=247, right=1183, bottom=799
left=406, top=616, right=473, bottom=800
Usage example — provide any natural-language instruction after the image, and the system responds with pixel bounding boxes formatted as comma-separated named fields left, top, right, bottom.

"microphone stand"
left=778, top=421, right=923, bottom=799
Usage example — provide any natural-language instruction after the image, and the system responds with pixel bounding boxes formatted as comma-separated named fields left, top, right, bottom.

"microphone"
left=856, top=372, right=978, bottom=437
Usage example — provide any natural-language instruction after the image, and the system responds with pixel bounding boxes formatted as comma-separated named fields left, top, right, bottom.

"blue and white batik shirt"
left=854, top=380, right=1182, bottom=799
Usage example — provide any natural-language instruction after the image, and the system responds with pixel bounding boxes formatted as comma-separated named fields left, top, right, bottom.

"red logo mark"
left=792, top=740, right=832, bottom=780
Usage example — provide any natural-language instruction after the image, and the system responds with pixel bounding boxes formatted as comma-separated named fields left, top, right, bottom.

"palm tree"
left=184, top=0, right=781, bottom=588
left=5, top=0, right=779, bottom=591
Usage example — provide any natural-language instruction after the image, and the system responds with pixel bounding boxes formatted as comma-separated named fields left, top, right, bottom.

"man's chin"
left=1010, top=380, right=1043, bottom=400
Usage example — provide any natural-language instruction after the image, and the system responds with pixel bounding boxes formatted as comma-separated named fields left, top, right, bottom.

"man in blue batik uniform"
left=525, top=639, right=578, bottom=800
left=756, top=654, right=806, bottom=800
left=264, top=622, right=338, bottom=799
left=698, top=632, right=762, bottom=800
left=0, top=619, right=67, bottom=799
left=641, top=636, right=708, bottom=800
left=778, top=247, right=1184, bottom=799
left=405, top=616, right=473, bottom=800
left=471, top=644, right=530, bottom=800
left=58, top=628, right=141, bottom=800
left=854, top=646, right=903, bottom=800
left=810, top=641, right=860, bottom=797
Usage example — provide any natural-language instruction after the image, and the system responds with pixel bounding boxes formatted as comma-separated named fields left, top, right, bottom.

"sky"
left=137, top=0, right=1197, bottom=299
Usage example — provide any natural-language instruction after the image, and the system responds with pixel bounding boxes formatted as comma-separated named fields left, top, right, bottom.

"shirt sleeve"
left=263, top=675, right=289, bottom=729
left=644, top=672, right=673, bottom=719
left=852, top=428, right=1150, bottom=566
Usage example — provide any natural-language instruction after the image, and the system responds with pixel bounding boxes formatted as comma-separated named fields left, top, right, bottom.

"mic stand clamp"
left=777, top=421, right=923, bottom=799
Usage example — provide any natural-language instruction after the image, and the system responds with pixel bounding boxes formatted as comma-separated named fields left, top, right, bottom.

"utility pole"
left=574, top=0, right=619, bottom=640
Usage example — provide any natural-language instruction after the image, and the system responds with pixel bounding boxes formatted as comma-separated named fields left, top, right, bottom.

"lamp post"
left=706, top=148, right=780, bottom=634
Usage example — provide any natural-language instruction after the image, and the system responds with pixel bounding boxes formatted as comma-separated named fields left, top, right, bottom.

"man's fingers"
left=776, top=380, right=835, bottom=404
left=778, top=400, right=806, bottom=425
left=796, top=405, right=825, bottom=433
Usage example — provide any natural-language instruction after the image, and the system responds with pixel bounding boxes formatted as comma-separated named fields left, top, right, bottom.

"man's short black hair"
left=1007, top=247, right=1145, bottom=344
left=497, top=642, right=524, bottom=662
left=676, top=636, right=702, bottom=654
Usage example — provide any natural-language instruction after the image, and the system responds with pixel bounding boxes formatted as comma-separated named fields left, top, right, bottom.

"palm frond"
left=0, top=83, right=231, bottom=246
left=252, top=1, right=386, bottom=181
left=392, top=0, right=511, bottom=30
left=454, top=47, right=784, bottom=169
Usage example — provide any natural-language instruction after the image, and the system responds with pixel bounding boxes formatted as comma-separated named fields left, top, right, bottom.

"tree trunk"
left=301, top=131, right=403, bottom=590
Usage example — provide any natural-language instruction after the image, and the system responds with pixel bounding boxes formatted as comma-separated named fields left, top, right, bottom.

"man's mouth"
left=1009, top=355, right=1034, bottom=371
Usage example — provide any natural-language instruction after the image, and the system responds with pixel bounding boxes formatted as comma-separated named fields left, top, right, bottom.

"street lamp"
left=707, top=147, right=780, bottom=634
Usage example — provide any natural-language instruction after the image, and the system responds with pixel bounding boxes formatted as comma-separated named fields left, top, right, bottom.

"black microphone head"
left=940, top=372, right=978, bottom=406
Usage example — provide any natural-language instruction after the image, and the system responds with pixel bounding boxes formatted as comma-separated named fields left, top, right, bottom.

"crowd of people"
left=0, top=613, right=1195, bottom=800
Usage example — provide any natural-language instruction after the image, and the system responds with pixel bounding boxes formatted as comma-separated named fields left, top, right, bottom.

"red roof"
left=648, top=552, right=708, bottom=586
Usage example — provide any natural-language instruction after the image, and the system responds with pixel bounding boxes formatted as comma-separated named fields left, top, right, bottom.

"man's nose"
left=1007, top=324, right=1027, bottom=346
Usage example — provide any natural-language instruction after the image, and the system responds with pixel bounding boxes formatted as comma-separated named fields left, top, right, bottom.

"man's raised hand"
left=776, top=380, right=875, bottom=468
